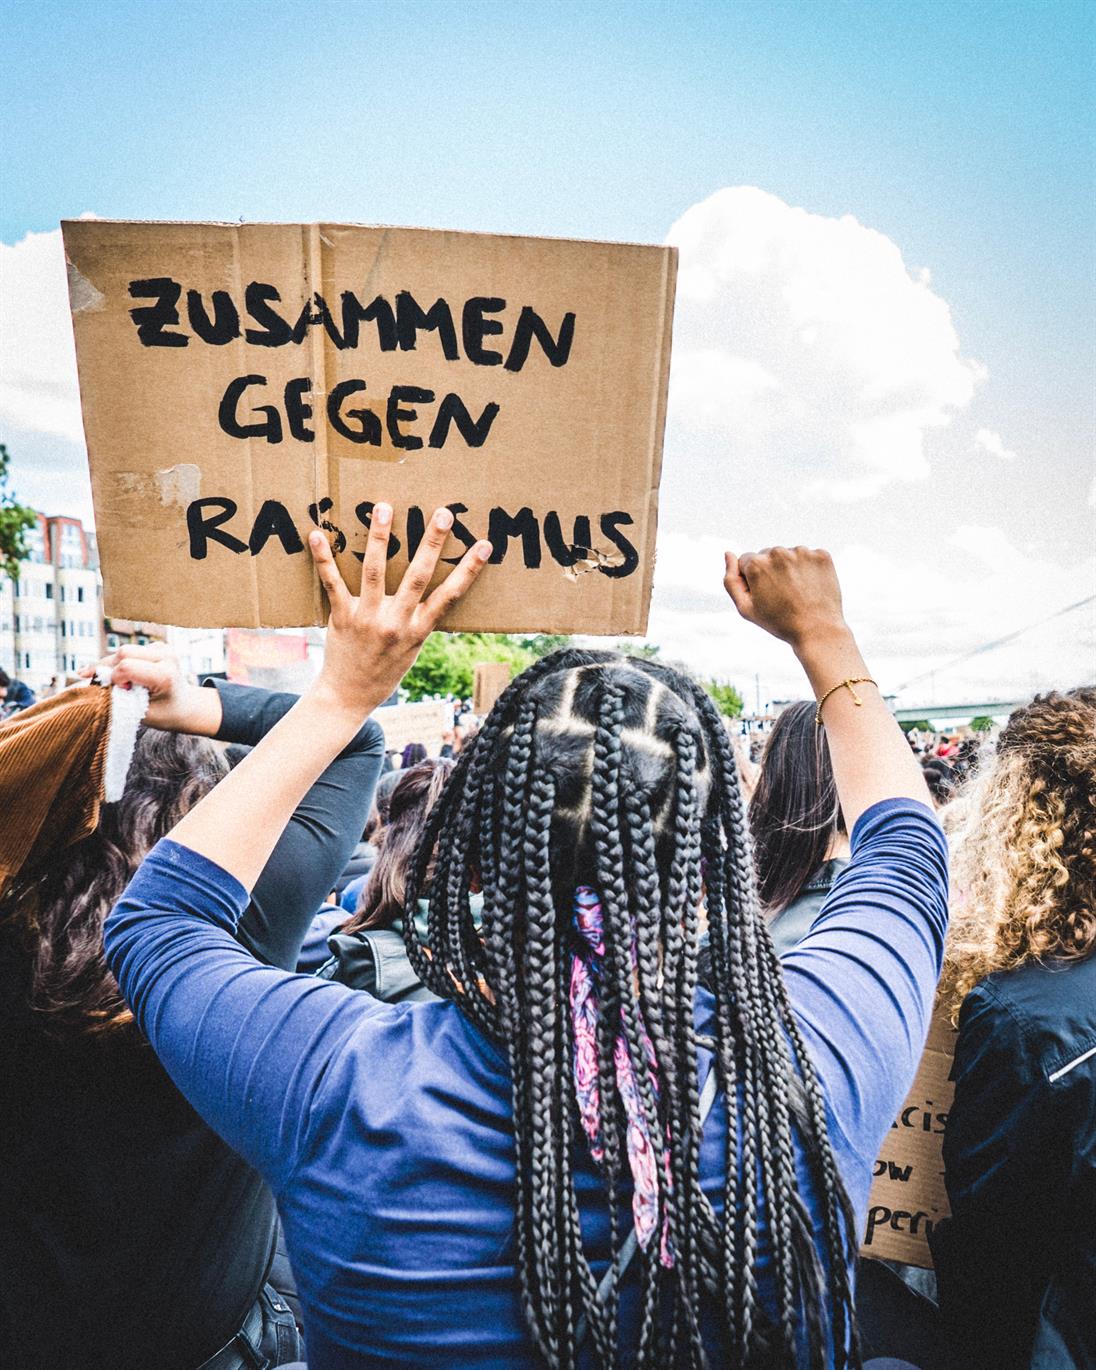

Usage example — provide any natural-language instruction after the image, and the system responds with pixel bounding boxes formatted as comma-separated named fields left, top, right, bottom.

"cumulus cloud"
left=648, top=523, right=1095, bottom=707
left=974, top=427, right=1017, bottom=461
left=665, top=187, right=986, bottom=505
left=0, top=224, right=86, bottom=444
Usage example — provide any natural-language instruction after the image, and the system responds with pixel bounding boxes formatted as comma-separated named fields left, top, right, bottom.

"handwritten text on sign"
left=64, top=222, right=676, bottom=633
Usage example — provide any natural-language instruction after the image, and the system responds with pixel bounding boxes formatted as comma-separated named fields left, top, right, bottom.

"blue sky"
left=2, top=0, right=1093, bottom=701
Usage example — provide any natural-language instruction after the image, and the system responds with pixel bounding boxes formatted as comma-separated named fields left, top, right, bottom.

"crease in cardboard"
left=66, top=261, right=106, bottom=313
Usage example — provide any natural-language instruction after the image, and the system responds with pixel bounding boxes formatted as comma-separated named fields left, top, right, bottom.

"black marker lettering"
left=462, top=297, right=506, bottom=366
left=442, top=503, right=477, bottom=564
left=597, top=511, right=639, bottom=578
left=187, top=499, right=247, bottom=559
left=406, top=506, right=426, bottom=561
left=543, top=512, right=593, bottom=567
left=353, top=501, right=402, bottom=561
left=248, top=499, right=305, bottom=556
left=428, top=394, right=500, bottom=449
left=128, top=278, right=188, bottom=347
left=328, top=380, right=381, bottom=444
left=218, top=375, right=283, bottom=443
left=386, top=386, right=433, bottom=450
left=186, top=289, right=240, bottom=345
left=284, top=377, right=315, bottom=442
left=487, top=506, right=541, bottom=568
left=396, top=293, right=459, bottom=359
left=244, top=282, right=294, bottom=347
left=308, top=497, right=346, bottom=554
left=504, top=305, right=576, bottom=372
left=291, top=292, right=345, bottom=347
left=340, top=293, right=397, bottom=351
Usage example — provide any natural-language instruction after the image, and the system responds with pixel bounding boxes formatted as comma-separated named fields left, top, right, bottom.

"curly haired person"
left=931, top=687, right=1096, bottom=1370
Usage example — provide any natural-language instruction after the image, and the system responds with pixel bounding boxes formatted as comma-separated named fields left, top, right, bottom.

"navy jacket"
left=930, top=952, right=1096, bottom=1369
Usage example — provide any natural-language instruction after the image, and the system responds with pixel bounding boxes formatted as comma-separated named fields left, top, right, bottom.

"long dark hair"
left=749, top=701, right=844, bottom=916
left=402, top=650, right=858, bottom=1369
left=342, top=757, right=453, bottom=933
left=0, top=727, right=225, bottom=1038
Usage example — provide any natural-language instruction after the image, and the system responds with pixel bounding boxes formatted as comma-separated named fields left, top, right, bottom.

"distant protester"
left=318, top=757, right=454, bottom=1003
left=932, top=686, right=1096, bottom=1370
left=748, top=699, right=848, bottom=955
left=400, top=740, right=428, bottom=769
left=0, top=667, right=35, bottom=716
left=920, top=757, right=956, bottom=809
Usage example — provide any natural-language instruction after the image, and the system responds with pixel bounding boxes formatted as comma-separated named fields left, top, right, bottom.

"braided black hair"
left=403, top=649, right=861, bottom=1368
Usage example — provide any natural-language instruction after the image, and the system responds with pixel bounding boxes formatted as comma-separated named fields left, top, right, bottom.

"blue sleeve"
left=780, top=798, right=949, bottom=1162
left=104, top=839, right=391, bottom=1191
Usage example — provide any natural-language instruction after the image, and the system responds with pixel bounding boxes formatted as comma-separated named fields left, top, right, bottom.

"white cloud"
left=649, top=524, right=1095, bottom=709
left=974, top=427, right=1017, bottom=461
left=0, top=225, right=86, bottom=444
left=665, top=187, right=986, bottom=504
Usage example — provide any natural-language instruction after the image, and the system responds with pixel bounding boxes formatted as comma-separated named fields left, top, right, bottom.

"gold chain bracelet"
left=815, top=677, right=877, bottom=727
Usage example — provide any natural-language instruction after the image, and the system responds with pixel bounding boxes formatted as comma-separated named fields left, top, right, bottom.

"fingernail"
left=375, top=503, right=392, bottom=527
left=309, top=531, right=324, bottom=548
left=474, top=541, right=492, bottom=562
left=434, top=508, right=454, bottom=531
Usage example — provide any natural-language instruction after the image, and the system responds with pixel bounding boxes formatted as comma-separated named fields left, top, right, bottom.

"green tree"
left=617, top=640, right=661, bottom=659
left=900, top=720, right=933, bottom=734
left=705, top=680, right=744, bottom=718
left=400, top=632, right=538, bottom=701
left=0, top=443, right=37, bottom=582
left=969, top=715, right=995, bottom=733
left=517, top=633, right=572, bottom=658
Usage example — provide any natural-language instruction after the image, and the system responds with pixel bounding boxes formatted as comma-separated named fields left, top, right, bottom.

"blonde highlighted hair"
left=941, top=686, right=1096, bottom=1019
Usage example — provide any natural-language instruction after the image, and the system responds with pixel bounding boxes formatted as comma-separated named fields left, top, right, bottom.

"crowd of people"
left=0, top=512, right=1091, bottom=1370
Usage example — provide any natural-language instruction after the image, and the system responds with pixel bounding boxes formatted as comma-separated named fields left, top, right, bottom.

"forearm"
left=794, top=626, right=931, bottom=829
left=168, top=681, right=384, bottom=892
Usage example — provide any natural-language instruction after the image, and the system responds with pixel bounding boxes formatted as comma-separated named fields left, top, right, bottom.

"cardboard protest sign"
left=374, top=699, right=451, bottom=757
left=62, top=220, right=676, bottom=636
left=860, top=1001, right=957, bottom=1268
left=473, top=661, right=511, bottom=714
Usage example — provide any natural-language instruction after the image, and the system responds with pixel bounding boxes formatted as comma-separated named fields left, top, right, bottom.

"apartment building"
left=1, top=513, right=228, bottom=696
left=0, top=514, right=103, bottom=693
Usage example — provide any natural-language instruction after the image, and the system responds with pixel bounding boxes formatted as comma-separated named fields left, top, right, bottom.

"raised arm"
left=723, top=547, right=946, bottom=1162
left=169, top=505, right=491, bottom=889
left=104, top=507, right=492, bottom=1179
left=87, top=655, right=384, bottom=968
left=724, top=546, right=931, bottom=828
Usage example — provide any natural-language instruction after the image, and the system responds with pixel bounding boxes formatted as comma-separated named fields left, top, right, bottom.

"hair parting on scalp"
left=403, top=648, right=860, bottom=1368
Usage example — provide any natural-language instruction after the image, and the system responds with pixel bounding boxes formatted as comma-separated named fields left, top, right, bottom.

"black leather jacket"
left=930, top=952, right=1096, bottom=1369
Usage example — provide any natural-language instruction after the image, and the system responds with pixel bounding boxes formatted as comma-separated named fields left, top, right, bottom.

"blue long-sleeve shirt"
left=105, top=797, right=947, bottom=1367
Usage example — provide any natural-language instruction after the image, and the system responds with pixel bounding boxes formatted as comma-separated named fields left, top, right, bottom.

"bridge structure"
left=892, top=700, right=1027, bottom=728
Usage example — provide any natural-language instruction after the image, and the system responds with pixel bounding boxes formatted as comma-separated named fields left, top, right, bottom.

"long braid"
left=684, top=677, right=861, bottom=1367
left=406, top=649, right=860, bottom=1368
left=588, top=676, right=665, bottom=1367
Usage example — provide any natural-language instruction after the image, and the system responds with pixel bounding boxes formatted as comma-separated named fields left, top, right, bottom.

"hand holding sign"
left=309, top=503, right=492, bottom=721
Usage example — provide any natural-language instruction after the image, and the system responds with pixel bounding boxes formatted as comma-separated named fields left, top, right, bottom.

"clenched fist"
left=723, top=546, right=848, bottom=651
